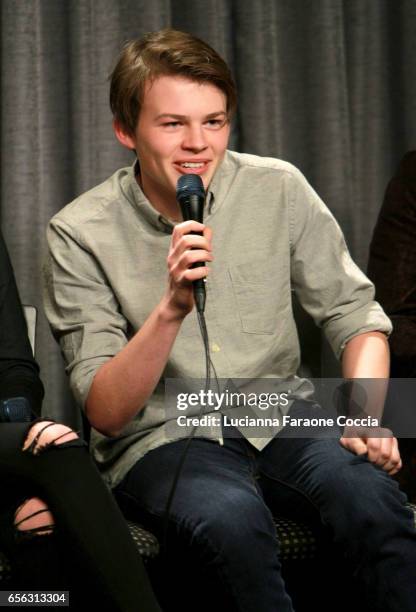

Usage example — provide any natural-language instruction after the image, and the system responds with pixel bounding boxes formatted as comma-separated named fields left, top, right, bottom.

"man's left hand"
left=340, top=430, right=402, bottom=475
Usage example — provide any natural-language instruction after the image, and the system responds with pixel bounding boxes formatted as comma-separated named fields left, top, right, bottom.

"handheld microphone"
left=176, top=174, right=207, bottom=313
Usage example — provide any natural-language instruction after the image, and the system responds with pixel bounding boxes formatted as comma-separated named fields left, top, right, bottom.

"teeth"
left=180, top=162, right=205, bottom=168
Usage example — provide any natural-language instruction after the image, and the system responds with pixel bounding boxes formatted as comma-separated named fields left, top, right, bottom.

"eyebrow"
left=155, top=111, right=227, bottom=121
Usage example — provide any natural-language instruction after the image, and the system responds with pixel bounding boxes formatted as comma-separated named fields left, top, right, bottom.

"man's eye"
left=162, top=121, right=181, bottom=128
left=205, top=119, right=225, bottom=128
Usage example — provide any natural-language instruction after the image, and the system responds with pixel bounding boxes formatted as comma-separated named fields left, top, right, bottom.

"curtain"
left=1, top=0, right=415, bottom=420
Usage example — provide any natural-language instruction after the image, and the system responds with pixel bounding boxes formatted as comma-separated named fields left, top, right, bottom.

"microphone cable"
left=162, top=295, right=220, bottom=554
left=162, top=173, right=220, bottom=553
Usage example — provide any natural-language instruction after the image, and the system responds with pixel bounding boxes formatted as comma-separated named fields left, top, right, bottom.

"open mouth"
left=174, top=161, right=210, bottom=174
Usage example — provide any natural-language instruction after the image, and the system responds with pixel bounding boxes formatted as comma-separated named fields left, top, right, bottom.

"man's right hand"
left=164, top=220, right=213, bottom=318
left=86, top=220, right=213, bottom=436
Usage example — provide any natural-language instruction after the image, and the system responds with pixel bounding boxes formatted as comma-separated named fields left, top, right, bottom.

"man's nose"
left=182, top=124, right=208, bottom=151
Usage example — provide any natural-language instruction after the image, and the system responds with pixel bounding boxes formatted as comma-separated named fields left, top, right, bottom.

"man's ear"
left=113, top=119, right=136, bottom=150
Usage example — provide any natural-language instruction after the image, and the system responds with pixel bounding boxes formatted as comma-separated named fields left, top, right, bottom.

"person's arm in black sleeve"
left=368, top=151, right=416, bottom=377
left=0, top=229, right=44, bottom=417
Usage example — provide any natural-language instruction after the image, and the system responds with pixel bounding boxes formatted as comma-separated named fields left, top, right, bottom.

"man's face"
left=117, top=75, right=230, bottom=217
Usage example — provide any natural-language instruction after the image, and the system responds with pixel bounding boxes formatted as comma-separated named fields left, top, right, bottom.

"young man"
left=44, top=29, right=416, bottom=611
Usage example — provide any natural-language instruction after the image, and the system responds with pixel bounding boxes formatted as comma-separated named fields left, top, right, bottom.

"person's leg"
left=0, top=423, right=77, bottom=597
left=0, top=422, right=161, bottom=612
left=114, top=436, right=294, bottom=612
left=256, top=401, right=416, bottom=612
left=12, top=422, right=78, bottom=538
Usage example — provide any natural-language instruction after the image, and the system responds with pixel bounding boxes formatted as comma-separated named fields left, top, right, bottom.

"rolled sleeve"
left=43, top=218, right=128, bottom=407
left=289, top=170, right=392, bottom=359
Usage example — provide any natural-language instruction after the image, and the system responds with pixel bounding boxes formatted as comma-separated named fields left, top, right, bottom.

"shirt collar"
left=206, top=151, right=234, bottom=216
left=123, top=153, right=234, bottom=233
left=120, top=160, right=174, bottom=234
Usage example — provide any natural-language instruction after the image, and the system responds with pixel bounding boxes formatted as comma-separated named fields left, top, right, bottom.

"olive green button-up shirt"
left=44, top=151, right=392, bottom=487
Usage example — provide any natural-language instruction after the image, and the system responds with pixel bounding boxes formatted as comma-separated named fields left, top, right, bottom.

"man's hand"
left=86, top=219, right=213, bottom=436
left=164, top=220, right=213, bottom=318
left=340, top=429, right=402, bottom=475
left=340, top=333, right=401, bottom=475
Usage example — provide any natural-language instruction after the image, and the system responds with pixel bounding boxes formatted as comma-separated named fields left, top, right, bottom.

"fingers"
left=339, top=435, right=402, bottom=476
left=171, top=221, right=212, bottom=250
left=23, top=421, right=79, bottom=454
left=339, top=436, right=368, bottom=455
left=168, top=249, right=213, bottom=285
left=366, top=436, right=402, bottom=475
left=178, top=259, right=212, bottom=283
left=163, top=222, right=213, bottom=316
left=168, top=222, right=213, bottom=286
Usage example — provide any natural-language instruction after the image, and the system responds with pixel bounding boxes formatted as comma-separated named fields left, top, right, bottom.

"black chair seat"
left=125, top=517, right=317, bottom=563
left=274, top=516, right=317, bottom=561
left=126, top=521, right=160, bottom=560
left=1, top=504, right=415, bottom=584
left=126, top=501, right=416, bottom=564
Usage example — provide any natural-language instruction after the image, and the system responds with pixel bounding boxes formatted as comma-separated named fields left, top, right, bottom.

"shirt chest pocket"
left=229, top=259, right=287, bottom=335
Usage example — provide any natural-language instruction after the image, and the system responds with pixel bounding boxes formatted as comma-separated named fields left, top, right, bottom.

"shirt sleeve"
left=0, top=230, right=44, bottom=414
left=43, top=217, right=129, bottom=408
left=288, top=169, right=392, bottom=360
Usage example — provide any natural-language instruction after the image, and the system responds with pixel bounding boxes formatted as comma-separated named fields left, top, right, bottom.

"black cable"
left=162, top=306, right=220, bottom=553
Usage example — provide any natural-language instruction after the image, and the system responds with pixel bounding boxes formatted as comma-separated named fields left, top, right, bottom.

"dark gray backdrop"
left=1, top=0, right=415, bottom=420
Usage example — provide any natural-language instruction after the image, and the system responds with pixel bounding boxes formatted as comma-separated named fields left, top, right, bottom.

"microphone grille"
left=176, top=174, right=205, bottom=200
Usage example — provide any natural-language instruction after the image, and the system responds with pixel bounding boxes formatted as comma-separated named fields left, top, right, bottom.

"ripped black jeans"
left=0, top=421, right=160, bottom=612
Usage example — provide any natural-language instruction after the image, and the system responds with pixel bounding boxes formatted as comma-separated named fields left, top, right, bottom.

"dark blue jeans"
left=114, top=402, right=416, bottom=612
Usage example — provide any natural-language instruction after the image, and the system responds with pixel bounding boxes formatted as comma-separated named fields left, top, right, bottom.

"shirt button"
left=212, top=343, right=221, bottom=352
